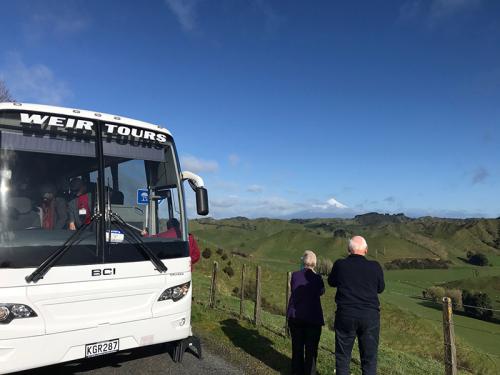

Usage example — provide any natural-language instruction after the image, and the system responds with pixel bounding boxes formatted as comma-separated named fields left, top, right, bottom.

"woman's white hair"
left=348, top=236, right=368, bottom=253
left=303, top=250, right=317, bottom=268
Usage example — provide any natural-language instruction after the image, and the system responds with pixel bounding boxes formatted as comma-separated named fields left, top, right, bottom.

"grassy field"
left=190, top=215, right=500, bottom=374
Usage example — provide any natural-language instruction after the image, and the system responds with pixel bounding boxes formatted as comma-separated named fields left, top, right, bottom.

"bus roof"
left=0, top=102, right=173, bottom=137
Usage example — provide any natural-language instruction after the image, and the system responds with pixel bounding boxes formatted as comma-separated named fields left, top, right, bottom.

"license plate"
left=85, top=339, right=119, bottom=358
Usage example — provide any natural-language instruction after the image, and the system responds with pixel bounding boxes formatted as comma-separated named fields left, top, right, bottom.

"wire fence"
left=201, top=261, right=500, bottom=375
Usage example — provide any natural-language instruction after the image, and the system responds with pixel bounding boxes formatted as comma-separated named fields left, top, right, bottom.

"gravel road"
left=13, top=342, right=244, bottom=375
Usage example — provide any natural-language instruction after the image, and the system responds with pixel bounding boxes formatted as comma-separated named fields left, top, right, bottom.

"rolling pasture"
left=190, top=214, right=500, bottom=374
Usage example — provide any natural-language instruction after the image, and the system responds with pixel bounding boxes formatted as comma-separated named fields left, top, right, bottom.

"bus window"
left=156, top=186, right=182, bottom=239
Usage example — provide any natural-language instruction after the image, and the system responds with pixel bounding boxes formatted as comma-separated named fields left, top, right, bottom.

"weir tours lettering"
left=20, top=113, right=168, bottom=144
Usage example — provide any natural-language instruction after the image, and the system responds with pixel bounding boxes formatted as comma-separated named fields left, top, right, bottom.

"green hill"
left=190, top=213, right=500, bottom=374
left=191, top=214, right=500, bottom=265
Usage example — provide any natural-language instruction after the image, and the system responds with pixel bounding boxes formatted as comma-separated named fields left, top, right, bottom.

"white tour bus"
left=0, top=103, right=209, bottom=374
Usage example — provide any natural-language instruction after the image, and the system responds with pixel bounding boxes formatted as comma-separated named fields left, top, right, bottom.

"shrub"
left=463, top=290, right=493, bottom=320
left=221, top=254, right=228, bottom=261
left=467, top=252, right=489, bottom=267
left=202, top=248, right=212, bottom=259
left=445, top=289, right=463, bottom=310
left=386, top=258, right=449, bottom=270
left=216, top=248, right=224, bottom=256
left=423, top=286, right=445, bottom=303
left=423, top=287, right=462, bottom=310
left=232, top=287, right=239, bottom=295
left=223, top=265, right=234, bottom=277
left=316, top=257, right=333, bottom=276
left=333, top=228, right=348, bottom=238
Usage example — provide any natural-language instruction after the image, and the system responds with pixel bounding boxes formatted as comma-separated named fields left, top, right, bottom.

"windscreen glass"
left=101, top=122, right=187, bottom=264
left=0, top=111, right=187, bottom=269
left=0, top=111, right=99, bottom=268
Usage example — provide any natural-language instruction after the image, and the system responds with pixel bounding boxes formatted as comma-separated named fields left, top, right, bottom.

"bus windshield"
left=0, top=111, right=188, bottom=269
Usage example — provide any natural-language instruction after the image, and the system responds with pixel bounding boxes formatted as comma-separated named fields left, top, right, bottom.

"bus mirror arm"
left=181, top=171, right=209, bottom=216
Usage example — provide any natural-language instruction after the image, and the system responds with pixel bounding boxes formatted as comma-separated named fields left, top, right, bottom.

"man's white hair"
left=303, top=250, right=317, bottom=268
left=348, top=236, right=368, bottom=253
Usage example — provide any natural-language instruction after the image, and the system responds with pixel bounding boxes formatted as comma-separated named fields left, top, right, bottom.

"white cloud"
left=192, top=194, right=350, bottom=219
left=181, top=155, right=219, bottom=173
left=247, top=184, right=264, bottom=193
left=0, top=52, right=72, bottom=105
left=210, top=195, right=240, bottom=209
left=228, top=153, right=240, bottom=166
left=192, top=194, right=306, bottom=219
left=165, top=0, right=200, bottom=32
left=22, top=1, right=90, bottom=41
left=213, top=179, right=239, bottom=192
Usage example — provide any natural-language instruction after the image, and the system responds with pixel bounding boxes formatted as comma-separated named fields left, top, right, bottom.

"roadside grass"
left=191, top=284, right=452, bottom=375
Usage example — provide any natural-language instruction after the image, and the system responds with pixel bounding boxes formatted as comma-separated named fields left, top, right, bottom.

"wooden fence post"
left=239, top=264, right=246, bottom=319
left=254, top=266, right=262, bottom=326
left=285, top=271, right=292, bottom=337
left=209, top=261, right=218, bottom=308
left=442, top=297, right=457, bottom=375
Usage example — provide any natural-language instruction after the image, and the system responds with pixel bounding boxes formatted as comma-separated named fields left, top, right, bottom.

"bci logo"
left=91, top=268, right=116, bottom=277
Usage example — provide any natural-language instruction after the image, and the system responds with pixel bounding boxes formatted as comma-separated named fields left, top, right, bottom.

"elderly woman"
left=287, top=250, right=325, bottom=375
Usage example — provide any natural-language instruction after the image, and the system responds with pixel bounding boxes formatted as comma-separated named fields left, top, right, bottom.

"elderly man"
left=328, top=236, right=385, bottom=375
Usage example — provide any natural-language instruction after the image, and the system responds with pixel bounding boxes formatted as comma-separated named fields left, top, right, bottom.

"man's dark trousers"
left=289, top=318, right=322, bottom=375
left=335, top=314, right=380, bottom=375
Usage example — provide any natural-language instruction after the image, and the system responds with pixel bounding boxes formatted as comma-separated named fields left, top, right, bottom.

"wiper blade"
left=26, top=214, right=100, bottom=283
left=109, top=212, right=168, bottom=273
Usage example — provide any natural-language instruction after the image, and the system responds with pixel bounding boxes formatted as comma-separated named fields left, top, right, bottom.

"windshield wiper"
left=26, top=214, right=101, bottom=283
left=109, top=211, right=168, bottom=273
left=25, top=210, right=167, bottom=283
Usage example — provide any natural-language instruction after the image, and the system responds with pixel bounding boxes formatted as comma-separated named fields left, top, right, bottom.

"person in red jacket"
left=188, top=232, right=200, bottom=267
left=142, top=218, right=200, bottom=269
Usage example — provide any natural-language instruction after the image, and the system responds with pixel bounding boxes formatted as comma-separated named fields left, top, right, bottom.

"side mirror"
left=181, top=171, right=210, bottom=216
left=196, top=187, right=209, bottom=216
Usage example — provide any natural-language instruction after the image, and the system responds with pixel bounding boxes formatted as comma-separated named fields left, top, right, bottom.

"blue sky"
left=1, top=0, right=499, bottom=218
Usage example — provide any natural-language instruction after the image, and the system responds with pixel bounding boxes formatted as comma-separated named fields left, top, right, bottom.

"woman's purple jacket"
left=286, top=268, right=325, bottom=326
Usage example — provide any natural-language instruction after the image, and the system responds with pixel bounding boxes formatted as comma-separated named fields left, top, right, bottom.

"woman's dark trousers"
left=334, top=314, right=380, bottom=375
left=289, top=318, right=322, bottom=375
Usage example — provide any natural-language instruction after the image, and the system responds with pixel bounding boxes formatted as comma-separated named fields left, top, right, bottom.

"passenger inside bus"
left=39, top=183, right=67, bottom=230
left=141, top=219, right=201, bottom=269
left=68, top=178, right=93, bottom=230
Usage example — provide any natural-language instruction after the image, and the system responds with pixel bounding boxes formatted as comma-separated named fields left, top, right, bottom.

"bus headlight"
left=158, top=282, right=190, bottom=302
left=0, top=304, right=37, bottom=323
left=0, top=306, right=9, bottom=322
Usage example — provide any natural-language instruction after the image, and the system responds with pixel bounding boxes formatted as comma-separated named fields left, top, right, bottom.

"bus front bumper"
left=0, top=312, right=190, bottom=374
